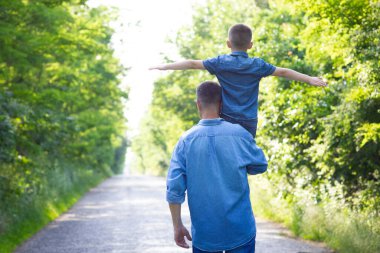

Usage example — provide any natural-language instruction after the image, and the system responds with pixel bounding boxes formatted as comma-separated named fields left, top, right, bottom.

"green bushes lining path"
left=132, top=0, right=379, bottom=252
left=250, top=176, right=380, bottom=253
left=0, top=169, right=104, bottom=253
left=0, top=0, right=127, bottom=252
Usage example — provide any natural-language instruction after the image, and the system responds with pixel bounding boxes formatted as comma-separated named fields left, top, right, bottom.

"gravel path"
left=15, top=175, right=333, bottom=253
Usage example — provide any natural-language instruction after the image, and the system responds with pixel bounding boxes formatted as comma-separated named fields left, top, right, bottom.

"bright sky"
left=88, top=0, right=204, bottom=138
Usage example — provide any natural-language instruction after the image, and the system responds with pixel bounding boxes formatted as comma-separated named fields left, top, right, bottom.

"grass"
left=249, top=177, right=380, bottom=253
left=0, top=169, right=105, bottom=253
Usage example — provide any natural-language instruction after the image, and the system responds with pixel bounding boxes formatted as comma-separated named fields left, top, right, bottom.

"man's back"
left=167, top=118, right=268, bottom=251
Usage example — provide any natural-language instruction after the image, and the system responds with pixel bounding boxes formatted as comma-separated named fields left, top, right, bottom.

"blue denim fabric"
left=166, top=118, right=267, bottom=251
left=193, top=236, right=256, bottom=253
left=203, top=51, right=275, bottom=119
left=221, top=113, right=258, bottom=138
left=220, top=114, right=266, bottom=175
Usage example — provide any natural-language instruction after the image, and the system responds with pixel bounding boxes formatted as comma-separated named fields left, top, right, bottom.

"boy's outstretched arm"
left=272, top=67, right=327, bottom=87
left=149, top=60, right=205, bottom=70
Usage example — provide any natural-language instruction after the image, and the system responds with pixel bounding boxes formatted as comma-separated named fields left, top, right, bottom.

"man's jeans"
left=221, top=114, right=258, bottom=139
left=192, top=236, right=256, bottom=253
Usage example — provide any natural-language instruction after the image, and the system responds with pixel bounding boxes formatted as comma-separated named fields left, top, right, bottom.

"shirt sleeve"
left=203, top=56, right=219, bottom=75
left=166, top=139, right=187, bottom=204
left=255, top=58, right=276, bottom=78
left=241, top=137, right=268, bottom=175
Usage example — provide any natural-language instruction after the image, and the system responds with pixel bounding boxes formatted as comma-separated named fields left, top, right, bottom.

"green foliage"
left=0, top=0, right=127, bottom=251
left=251, top=176, right=380, bottom=253
left=133, top=0, right=379, bottom=252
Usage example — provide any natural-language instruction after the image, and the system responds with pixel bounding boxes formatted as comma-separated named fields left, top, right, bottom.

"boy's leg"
left=226, top=236, right=256, bottom=253
left=238, top=120, right=257, bottom=139
left=221, top=114, right=258, bottom=138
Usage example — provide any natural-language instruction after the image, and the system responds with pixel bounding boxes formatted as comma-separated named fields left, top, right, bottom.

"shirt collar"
left=230, top=51, right=248, bottom=57
left=198, top=118, right=224, bottom=126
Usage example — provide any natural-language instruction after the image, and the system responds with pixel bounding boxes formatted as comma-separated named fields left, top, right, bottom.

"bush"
left=0, top=1, right=127, bottom=251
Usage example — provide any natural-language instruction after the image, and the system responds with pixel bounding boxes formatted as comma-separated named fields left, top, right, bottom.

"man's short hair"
left=228, top=24, right=252, bottom=49
left=196, top=81, right=221, bottom=107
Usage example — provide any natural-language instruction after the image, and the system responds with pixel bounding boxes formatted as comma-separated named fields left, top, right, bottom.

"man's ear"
left=247, top=42, right=253, bottom=49
left=227, top=40, right=232, bottom=49
left=196, top=100, right=202, bottom=113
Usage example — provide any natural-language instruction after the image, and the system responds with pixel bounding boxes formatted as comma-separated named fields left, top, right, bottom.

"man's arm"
left=166, top=139, right=191, bottom=248
left=272, top=67, right=327, bottom=87
left=169, top=203, right=192, bottom=248
left=149, top=60, right=205, bottom=70
left=242, top=139, right=268, bottom=175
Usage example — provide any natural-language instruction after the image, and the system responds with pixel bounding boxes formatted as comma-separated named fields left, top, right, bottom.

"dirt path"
left=15, top=175, right=333, bottom=253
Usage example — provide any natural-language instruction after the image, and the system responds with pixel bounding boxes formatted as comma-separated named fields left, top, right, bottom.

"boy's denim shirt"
left=166, top=118, right=268, bottom=251
left=203, top=51, right=276, bottom=120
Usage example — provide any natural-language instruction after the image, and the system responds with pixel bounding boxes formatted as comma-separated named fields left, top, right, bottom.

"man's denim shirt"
left=166, top=118, right=268, bottom=251
left=203, top=52, right=276, bottom=120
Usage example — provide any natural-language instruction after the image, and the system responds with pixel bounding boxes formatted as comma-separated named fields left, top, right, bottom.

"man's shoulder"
left=180, top=120, right=252, bottom=141
left=219, top=120, right=253, bottom=139
left=180, top=125, right=202, bottom=141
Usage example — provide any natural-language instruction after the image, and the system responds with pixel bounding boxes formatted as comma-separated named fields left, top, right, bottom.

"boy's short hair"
left=228, top=24, right=252, bottom=49
left=196, top=81, right=221, bottom=106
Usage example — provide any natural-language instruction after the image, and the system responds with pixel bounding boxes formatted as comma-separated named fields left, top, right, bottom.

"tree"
left=133, top=0, right=379, bottom=252
left=0, top=0, right=127, bottom=250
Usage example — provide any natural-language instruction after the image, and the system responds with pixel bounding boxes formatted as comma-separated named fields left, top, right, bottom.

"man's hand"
left=173, top=224, right=192, bottom=248
left=169, top=203, right=191, bottom=248
left=308, top=76, right=328, bottom=87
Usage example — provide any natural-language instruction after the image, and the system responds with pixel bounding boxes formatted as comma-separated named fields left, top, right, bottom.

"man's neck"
left=200, top=111, right=220, bottom=119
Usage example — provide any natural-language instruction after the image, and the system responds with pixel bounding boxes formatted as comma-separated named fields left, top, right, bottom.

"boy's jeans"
left=192, top=236, right=255, bottom=253
left=221, top=114, right=258, bottom=138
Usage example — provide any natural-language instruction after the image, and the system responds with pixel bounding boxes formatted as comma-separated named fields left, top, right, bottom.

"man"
left=166, top=81, right=268, bottom=253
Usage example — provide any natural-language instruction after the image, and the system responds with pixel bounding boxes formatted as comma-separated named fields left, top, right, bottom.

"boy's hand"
left=309, top=77, right=328, bottom=87
left=272, top=68, right=327, bottom=87
left=149, top=65, right=167, bottom=70
left=149, top=60, right=204, bottom=70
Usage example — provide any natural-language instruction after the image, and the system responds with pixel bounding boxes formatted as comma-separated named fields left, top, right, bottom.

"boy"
left=150, top=23, right=327, bottom=138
